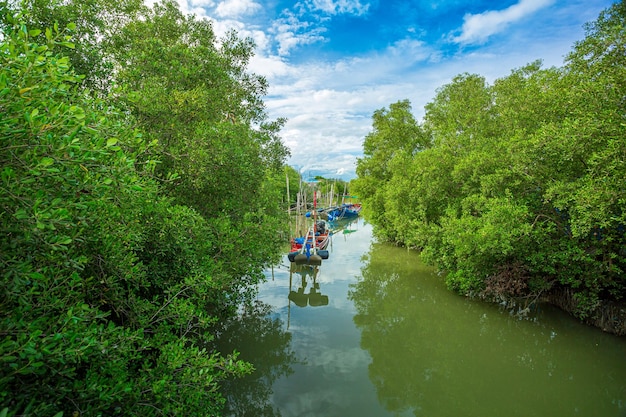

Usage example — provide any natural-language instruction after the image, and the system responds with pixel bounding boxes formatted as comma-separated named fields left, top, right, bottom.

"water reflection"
left=328, top=217, right=360, bottom=237
left=288, top=264, right=329, bottom=309
left=349, top=242, right=626, bottom=417
left=213, top=301, right=298, bottom=417
left=217, top=218, right=626, bottom=417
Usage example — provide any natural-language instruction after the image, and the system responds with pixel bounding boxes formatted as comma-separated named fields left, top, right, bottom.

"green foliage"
left=356, top=3, right=626, bottom=323
left=310, top=176, right=350, bottom=206
left=1, top=7, right=289, bottom=415
left=354, top=99, right=430, bottom=242
left=109, top=0, right=287, bottom=213
left=1, top=0, right=146, bottom=92
left=107, top=0, right=290, bottom=271
left=283, top=165, right=302, bottom=206
left=1, top=20, right=138, bottom=414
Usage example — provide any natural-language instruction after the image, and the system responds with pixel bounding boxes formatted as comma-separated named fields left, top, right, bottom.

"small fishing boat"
left=287, top=220, right=331, bottom=265
left=325, top=203, right=361, bottom=221
left=291, top=220, right=330, bottom=250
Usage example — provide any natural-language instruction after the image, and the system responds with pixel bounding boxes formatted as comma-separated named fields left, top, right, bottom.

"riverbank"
left=544, top=288, right=626, bottom=336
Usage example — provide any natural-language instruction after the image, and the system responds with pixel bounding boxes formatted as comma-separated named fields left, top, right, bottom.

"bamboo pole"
left=328, top=182, right=334, bottom=207
left=286, top=172, right=290, bottom=214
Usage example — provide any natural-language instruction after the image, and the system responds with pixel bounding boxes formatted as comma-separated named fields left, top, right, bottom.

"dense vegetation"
left=0, top=0, right=293, bottom=415
left=354, top=2, right=626, bottom=334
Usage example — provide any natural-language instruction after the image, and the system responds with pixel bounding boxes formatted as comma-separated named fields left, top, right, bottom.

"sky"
left=149, top=0, right=616, bottom=180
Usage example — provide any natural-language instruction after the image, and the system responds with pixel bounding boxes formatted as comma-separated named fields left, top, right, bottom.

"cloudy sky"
left=155, top=0, right=615, bottom=180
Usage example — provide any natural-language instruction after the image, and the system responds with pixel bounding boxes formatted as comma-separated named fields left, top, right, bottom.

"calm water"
left=218, top=218, right=626, bottom=417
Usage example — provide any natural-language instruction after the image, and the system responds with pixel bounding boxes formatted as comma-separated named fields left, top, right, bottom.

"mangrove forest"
left=1, top=0, right=292, bottom=415
left=353, top=1, right=626, bottom=335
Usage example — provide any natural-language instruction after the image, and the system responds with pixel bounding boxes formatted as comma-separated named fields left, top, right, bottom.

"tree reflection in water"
left=349, top=243, right=430, bottom=416
left=212, top=301, right=299, bottom=417
left=349, top=243, right=626, bottom=417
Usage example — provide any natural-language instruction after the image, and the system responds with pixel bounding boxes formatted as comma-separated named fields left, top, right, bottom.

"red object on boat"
left=290, top=220, right=330, bottom=252
left=291, top=221, right=330, bottom=252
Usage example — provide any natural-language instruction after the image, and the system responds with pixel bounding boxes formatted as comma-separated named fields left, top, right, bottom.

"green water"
left=218, top=218, right=626, bottom=417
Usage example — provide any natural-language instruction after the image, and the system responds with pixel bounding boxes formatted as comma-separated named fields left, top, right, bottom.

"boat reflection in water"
left=328, top=216, right=359, bottom=237
left=288, top=263, right=329, bottom=309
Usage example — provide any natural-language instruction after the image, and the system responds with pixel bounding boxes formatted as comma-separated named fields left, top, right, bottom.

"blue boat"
left=325, top=203, right=361, bottom=221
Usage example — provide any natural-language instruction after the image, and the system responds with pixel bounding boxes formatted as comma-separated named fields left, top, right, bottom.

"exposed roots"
left=481, top=261, right=531, bottom=299
left=545, top=287, right=626, bottom=336
left=478, top=262, right=626, bottom=335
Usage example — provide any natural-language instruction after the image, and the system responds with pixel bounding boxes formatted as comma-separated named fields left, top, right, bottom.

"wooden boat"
left=325, top=203, right=361, bottom=221
left=287, top=220, right=330, bottom=265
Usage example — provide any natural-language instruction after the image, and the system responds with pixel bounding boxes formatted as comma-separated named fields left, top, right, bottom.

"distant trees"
left=312, top=176, right=351, bottom=206
left=354, top=2, right=626, bottom=332
left=0, top=0, right=291, bottom=414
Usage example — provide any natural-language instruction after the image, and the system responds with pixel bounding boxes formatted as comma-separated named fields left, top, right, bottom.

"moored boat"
left=326, top=203, right=361, bottom=221
left=288, top=220, right=331, bottom=265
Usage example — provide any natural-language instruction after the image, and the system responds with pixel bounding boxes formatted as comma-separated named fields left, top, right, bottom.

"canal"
left=217, top=217, right=626, bottom=417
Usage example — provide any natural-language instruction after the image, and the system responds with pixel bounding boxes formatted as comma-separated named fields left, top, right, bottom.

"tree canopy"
left=354, top=1, right=626, bottom=333
left=0, top=0, right=292, bottom=414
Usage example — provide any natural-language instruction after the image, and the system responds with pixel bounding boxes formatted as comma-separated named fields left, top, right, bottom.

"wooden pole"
left=329, top=182, right=334, bottom=207
left=288, top=266, right=292, bottom=329
left=286, top=172, right=290, bottom=214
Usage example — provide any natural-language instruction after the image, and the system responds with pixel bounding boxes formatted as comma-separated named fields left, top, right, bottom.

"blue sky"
left=153, top=0, right=616, bottom=180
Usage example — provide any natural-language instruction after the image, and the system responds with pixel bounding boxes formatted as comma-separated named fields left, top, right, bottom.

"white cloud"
left=386, top=37, right=439, bottom=68
left=249, top=54, right=291, bottom=78
left=190, top=0, right=215, bottom=7
left=307, top=0, right=371, bottom=16
left=270, top=10, right=327, bottom=56
left=214, top=0, right=261, bottom=18
left=452, top=0, right=554, bottom=45
left=259, top=23, right=586, bottom=180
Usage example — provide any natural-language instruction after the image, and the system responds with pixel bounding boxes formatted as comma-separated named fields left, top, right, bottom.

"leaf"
left=106, top=138, right=118, bottom=147
left=69, top=106, right=85, bottom=119
left=40, top=157, right=54, bottom=167
left=14, top=209, right=29, bottom=219
left=29, top=29, right=42, bottom=37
